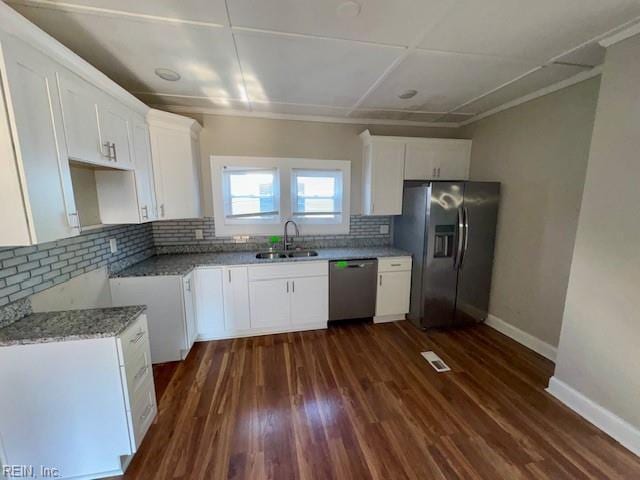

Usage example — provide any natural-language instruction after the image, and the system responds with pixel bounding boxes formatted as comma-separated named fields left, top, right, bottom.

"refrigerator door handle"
left=454, top=206, right=465, bottom=269
left=461, top=206, right=470, bottom=267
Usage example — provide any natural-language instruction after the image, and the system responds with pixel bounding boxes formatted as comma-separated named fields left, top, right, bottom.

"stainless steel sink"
left=287, top=250, right=319, bottom=258
left=255, top=251, right=287, bottom=259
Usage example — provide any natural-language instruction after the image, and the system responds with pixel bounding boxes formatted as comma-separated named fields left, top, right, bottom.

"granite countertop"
left=112, top=247, right=411, bottom=278
left=0, top=305, right=146, bottom=347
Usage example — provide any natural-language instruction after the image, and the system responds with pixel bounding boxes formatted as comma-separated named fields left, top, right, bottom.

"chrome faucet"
left=283, top=219, right=300, bottom=251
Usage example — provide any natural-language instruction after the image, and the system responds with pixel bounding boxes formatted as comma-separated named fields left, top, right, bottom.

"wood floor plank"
left=113, top=321, right=640, bottom=480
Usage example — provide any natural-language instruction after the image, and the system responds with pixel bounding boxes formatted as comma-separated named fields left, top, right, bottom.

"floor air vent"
left=421, top=351, right=451, bottom=372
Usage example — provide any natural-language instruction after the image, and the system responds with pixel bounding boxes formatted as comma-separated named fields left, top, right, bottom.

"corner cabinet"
left=360, top=130, right=472, bottom=216
left=148, top=109, right=202, bottom=220
left=0, top=34, right=79, bottom=246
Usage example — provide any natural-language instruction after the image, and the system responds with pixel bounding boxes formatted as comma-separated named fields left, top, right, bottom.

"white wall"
left=553, top=34, right=640, bottom=434
left=196, top=115, right=461, bottom=217
left=463, top=78, right=600, bottom=347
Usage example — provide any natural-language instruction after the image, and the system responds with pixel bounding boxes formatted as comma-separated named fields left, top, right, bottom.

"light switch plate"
left=380, top=225, right=390, bottom=234
left=109, top=238, right=118, bottom=253
left=195, top=229, right=204, bottom=240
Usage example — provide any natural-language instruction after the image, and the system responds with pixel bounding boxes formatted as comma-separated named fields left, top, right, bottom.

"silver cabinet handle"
left=111, top=142, right=117, bottom=162
left=292, top=280, right=295, bottom=293
left=379, top=275, right=382, bottom=286
left=390, top=263, right=401, bottom=267
left=228, top=270, right=232, bottom=283
left=185, top=279, right=191, bottom=292
left=102, top=141, right=113, bottom=160
left=437, top=167, right=441, bottom=178
left=139, top=403, right=153, bottom=423
left=130, top=331, right=145, bottom=344
left=160, top=204, right=165, bottom=218
left=133, top=364, right=148, bottom=382
left=141, top=206, right=149, bottom=219
left=286, top=281, right=289, bottom=293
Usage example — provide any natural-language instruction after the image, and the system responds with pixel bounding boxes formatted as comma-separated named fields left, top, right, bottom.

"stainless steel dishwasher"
left=329, top=259, right=378, bottom=321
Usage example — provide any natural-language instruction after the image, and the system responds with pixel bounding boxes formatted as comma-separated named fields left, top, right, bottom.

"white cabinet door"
left=290, top=276, right=328, bottom=325
left=132, top=122, right=157, bottom=222
left=0, top=36, right=79, bottom=245
left=436, top=141, right=471, bottom=180
left=363, top=140, right=405, bottom=215
left=149, top=125, right=201, bottom=220
left=182, top=272, right=197, bottom=355
left=249, top=279, right=290, bottom=329
left=223, top=267, right=251, bottom=333
left=194, top=267, right=225, bottom=339
left=98, top=99, right=133, bottom=168
left=404, top=142, right=439, bottom=180
left=56, top=68, right=104, bottom=165
left=376, top=271, right=411, bottom=317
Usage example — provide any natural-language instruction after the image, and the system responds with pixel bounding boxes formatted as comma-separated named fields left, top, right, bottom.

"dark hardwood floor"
left=116, top=321, right=640, bottom=479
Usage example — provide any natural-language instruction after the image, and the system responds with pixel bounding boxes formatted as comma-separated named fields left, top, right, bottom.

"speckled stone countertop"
left=112, top=247, right=411, bottom=277
left=0, top=305, right=146, bottom=347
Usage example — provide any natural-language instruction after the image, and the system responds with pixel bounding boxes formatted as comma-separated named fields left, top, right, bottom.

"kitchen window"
left=291, top=169, right=343, bottom=224
left=222, top=168, right=279, bottom=224
left=212, top=156, right=351, bottom=236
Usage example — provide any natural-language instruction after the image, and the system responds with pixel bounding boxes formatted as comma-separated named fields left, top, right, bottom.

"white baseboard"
left=485, top=314, right=557, bottom=362
left=196, top=322, right=327, bottom=342
left=547, top=377, right=640, bottom=457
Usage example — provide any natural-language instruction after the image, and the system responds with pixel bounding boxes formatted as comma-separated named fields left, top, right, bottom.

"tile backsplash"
left=152, top=215, right=392, bottom=254
left=0, top=224, right=154, bottom=323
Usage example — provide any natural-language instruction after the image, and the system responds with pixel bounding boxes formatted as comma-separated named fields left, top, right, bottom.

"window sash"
left=291, top=169, right=343, bottom=221
left=222, top=168, right=279, bottom=222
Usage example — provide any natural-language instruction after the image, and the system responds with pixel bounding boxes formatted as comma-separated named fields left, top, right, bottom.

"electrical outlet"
left=380, top=225, right=390, bottom=235
left=109, top=238, right=118, bottom=254
left=194, top=229, right=204, bottom=240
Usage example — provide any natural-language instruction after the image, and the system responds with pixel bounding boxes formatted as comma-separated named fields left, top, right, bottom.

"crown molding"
left=147, top=108, right=202, bottom=136
left=459, top=66, right=603, bottom=127
left=599, top=21, right=640, bottom=48
left=157, top=105, right=460, bottom=128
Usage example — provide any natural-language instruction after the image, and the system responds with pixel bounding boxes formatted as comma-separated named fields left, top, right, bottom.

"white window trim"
left=211, top=156, right=351, bottom=236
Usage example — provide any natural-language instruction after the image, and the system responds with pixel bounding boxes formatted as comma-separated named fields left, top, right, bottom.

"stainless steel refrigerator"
left=394, top=181, right=500, bottom=329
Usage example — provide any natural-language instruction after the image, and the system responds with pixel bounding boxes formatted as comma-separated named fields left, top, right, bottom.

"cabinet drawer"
left=378, top=257, right=412, bottom=272
left=248, top=261, right=328, bottom=281
left=117, top=313, right=149, bottom=367
left=129, top=371, right=156, bottom=450
left=121, top=343, right=151, bottom=400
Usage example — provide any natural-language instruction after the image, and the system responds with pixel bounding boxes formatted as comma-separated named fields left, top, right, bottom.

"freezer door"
left=393, top=184, right=429, bottom=324
left=422, top=182, right=464, bottom=328
left=454, top=182, right=500, bottom=326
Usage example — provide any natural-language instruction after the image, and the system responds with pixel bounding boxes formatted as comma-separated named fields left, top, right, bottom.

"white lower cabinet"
left=110, top=276, right=194, bottom=363
left=248, top=261, right=329, bottom=331
left=0, top=313, right=156, bottom=479
left=375, top=257, right=412, bottom=322
left=249, top=278, right=291, bottom=329
left=223, top=266, right=251, bottom=333
left=182, top=271, right=198, bottom=352
left=194, top=267, right=225, bottom=339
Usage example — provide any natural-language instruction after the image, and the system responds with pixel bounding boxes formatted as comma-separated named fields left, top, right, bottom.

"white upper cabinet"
left=361, top=131, right=472, bottom=216
left=132, top=121, right=157, bottom=222
left=361, top=131, right=405, bottom=216
left=404, top=139, right=471, bottom=180
left=148, top=109, right=202, bottom=220
left=97, top=96, right=133, bottom=168
left=0, top=34, right=79, bottom=246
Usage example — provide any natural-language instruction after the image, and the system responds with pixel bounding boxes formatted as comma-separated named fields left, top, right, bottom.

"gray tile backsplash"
left=0, top=224, right=154, bottom=325
left=153, top=215, right=392, bottom=254
left=0, top=215, right=391, bottom=324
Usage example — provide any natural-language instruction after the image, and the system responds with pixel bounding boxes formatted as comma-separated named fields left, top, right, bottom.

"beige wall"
left=554, top=35, right=640, bottom=429
left=196, top=115, right=462, bottom=217
left=462, top=78, right=600, bottom=347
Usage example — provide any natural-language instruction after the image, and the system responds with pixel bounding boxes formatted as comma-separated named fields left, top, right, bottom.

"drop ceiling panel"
left=454, top=63, right=590, bottom=114
left=234, top=31, right=403, bottom=106
left=134, top=93, right=250, bottom=111
left=15, top=0, right=229, bottom=24
left=361, top=50, right=537, bottom=112
left=419, top=0, right=640, bottom=61
left=228, top=0, right=453, bottom=46
left=12, top=5, right=243, bottom=98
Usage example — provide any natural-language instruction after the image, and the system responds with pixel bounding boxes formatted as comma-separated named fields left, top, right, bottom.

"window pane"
left=225, top=170, right=277, bottom=217
left=294, top=171, right=342, bottom=214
